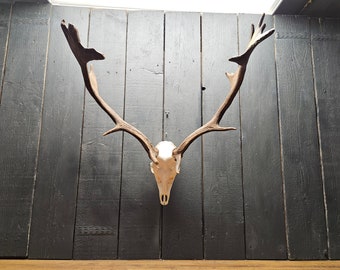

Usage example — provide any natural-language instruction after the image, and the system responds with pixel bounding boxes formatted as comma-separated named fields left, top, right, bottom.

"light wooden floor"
left=1, top=260, right=340, bottom=270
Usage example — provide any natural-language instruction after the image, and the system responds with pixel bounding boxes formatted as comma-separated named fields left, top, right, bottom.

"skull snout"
left=150, top=160, right=177, bottom=205
left=150, top=141, right=182, bottom=205
left=157, top=179, right=173, bottom=206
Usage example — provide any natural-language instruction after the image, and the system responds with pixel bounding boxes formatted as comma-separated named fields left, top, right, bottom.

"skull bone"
left=150, top=141, right=181, bottom=205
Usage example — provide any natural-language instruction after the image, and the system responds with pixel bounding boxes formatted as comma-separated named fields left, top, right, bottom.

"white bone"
left=156, top=141, right=176, bottom=159
left=150, top=141, right=181, bottom=205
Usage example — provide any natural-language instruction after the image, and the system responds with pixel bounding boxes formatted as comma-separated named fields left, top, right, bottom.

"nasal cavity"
left=161, top=194, right=168, bottom=205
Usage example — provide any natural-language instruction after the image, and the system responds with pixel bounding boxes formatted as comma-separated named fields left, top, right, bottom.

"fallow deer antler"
left=173, top=13, right=275, bottom=156
left=61, top=14, right=274, bottom=205
left=61, top=20, right=159, bottom=164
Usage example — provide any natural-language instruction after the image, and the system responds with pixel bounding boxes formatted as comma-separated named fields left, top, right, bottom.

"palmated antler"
left=61, top=14, right=274, bottom=205
left=61, top=20, right=159, bottom=164
left=173, top=14, right=274, bottom=156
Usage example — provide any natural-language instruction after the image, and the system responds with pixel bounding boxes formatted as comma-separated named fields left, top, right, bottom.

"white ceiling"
left=49, top=0, right=277, bottom=14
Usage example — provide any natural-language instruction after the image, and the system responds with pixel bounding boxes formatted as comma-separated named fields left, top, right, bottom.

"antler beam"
left=173, top=14, right=274, bottom=156
left=61, top=21, right=159, bottom=164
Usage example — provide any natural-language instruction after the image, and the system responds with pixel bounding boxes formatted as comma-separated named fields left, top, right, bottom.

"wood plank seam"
left=28, top=5, right=90, bottom=259
left=201, top=13, right=245, bottom=259
left=273, top=15, right=290, bottom=261
left=310, top=21, right=330, bottom=259
left=274, top=15, right=328, bottom=259
left=27, top=3, right=52, bottom=258
left=239, top=14, right=286, bottom=259
left=0, top=2, right=51, bottom=257
left=116, top=9, right=128, bottom=258
left=71, top=7, right=90, bottom=259
left=118, top=10, right=163, bottom=259
left=0, top=3, right=12, bottom=104
left=236, top=14, right=247, bottom=260
left=310, top=17, right=340, bottom=259
left=199, top=13, right=205, bottom=260
left=158, top=11, right=166, bottom=259
left=116, top=9, right=130, bottom=259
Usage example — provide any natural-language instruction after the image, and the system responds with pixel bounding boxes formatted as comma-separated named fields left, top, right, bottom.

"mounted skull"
left=61, top=14, right=274, bottom=205
left=150, top=141, right=181, bottom=205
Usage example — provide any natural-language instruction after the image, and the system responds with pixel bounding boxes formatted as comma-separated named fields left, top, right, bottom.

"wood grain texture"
left=311, top=17, right=340, bottom=260
left=201, top=13, right=244, bottom=259
left=28, top=6, right=89, bottom=259
left=301, top=0, right=340, bottom=18
left=274, top=15, right=327, bottom=259
left=1, top=4, right=340, bottom=260
left=72, top=9, right=127, bottom=260
left=162, top=12, right=202, bottom=259
left=1, top=260, right=340, bottom=270
left=0, top=2, right=50, bottom=257
left=118, top=10, right=164, bottom=259
left=0, top=3, right=11, bottom=103
left=239, top=14, right=287, bottom=259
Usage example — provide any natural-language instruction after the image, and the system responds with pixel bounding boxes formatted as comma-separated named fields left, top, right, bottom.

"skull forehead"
left=155, top=141, right=176, bottom=160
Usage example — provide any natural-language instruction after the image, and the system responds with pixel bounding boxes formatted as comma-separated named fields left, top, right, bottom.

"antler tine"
left=173, top=14, right=274, bottom=156
left=61, top=20, right=159, bottom=164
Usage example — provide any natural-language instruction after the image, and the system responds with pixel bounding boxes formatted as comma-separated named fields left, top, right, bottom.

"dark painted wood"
left=311, top=17, right=340, bottom=260
left=1, top=3, right=340, bottom=260
left=273, top=0, right=307, bottom=15
left=28, top=6, right=89, bottom=259
left=0, top=2, right=50, bottom=258
left=118, top=10, right=164, bottom=259
left=302, top=0, right=340, bottom=18
left=201, top=13, right=244, bottom=260
left=0, top=3, right=11, bottom=103
left=274, top=15, right=328, bottom=259
left=239, top=14, right=287, bottom=259
left=162, top=12, right=202, bottom=259
left=73, top=9, right=127, bottom=259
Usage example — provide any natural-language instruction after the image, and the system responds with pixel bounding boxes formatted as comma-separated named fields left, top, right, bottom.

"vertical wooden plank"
left=201, top=13, right=245, bottom=259
left=0, top=3, right=11, bottom=102
left=239, top=14, right=287, bottom=259
left=73, top=9, right=127, bottom=259
left=311, top=17, right=340, bottom=260
left=274, top=15, right=328, bottom=259
left=28, top=6, right=89, bottom=259
left=162, top=12, right=202, bottom=259
left=118, top=10, right=164, bottom=259
left=0, top=2, right=50, bottom=258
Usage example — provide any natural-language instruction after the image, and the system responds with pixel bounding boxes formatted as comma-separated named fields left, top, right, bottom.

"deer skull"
left=150, top=141, right=181, bottom=205
left=61, top=14, right=274, bottom=205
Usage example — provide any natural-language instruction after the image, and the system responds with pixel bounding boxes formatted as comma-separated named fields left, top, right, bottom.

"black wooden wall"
left=0, top=2, right=339, bottom=260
